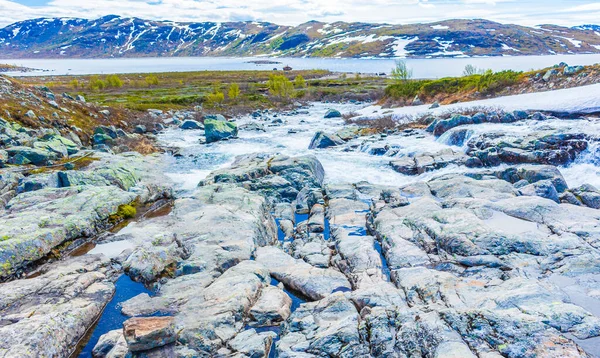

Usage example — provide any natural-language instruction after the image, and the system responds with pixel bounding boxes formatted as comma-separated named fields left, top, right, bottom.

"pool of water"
left=76, top=274, right=154, bottom=357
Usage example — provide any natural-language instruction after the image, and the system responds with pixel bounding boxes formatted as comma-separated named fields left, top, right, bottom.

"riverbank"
left=1, top=66, right=600, bottom=357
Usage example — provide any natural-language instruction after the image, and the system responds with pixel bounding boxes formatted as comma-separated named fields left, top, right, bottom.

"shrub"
left=294, top=75, right=306, bottom=88
left=105, top=74, right=123, bottom=88
left=391, top=60, right=413, bottom=82
left=206, top=90, right=225, bottom=106
left=88, top=75, right=106, bottom=91
left=228, top=83, right=241, bottom=100
left=145, top=75, right=159, bottom=86
left=69, top=79, right=80, bottom=89
left=267, top=74, right=295, bottom=98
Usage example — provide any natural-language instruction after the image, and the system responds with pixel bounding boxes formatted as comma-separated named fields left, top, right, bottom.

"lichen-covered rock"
left=6, top=146, right=55, bottom=165
left=204, top=119, right=238, bottom=143
left=179, top=120, right=203, bottom=130
left=0, top=255, right=118, bottom=358
left=0, top=185, right=137, bottom=278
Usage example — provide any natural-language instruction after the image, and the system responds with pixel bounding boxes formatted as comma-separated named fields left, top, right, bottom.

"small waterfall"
left=436, top=127, right=475, bottom=148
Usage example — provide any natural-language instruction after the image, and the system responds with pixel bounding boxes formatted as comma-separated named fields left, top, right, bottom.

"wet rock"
left=308, top=131, right=345, bottom=149
left=390, top=149, right=468, bottom=175
left=429, top=101, right=440, bottom=109
left=433, top=114, right=473, bottom=136
left=0, top=255, right=117, bottom=357
left=324, top=109, right=342, bottom=118
left=203, top=114, right=226, bottom=122
left=179, top=120, right=203, bottom=130
left=255, top=246, right=351, bottom=300
left=249, top=286, right=292, bottom=326
left=204, top=119, right=238, bottom=143
left=240, top=122, right=265, bottom=132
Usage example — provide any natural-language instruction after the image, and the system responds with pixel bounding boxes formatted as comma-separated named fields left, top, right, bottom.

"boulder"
left=570, top=184, right=600, bottom=209
left=324, top=109, right=342, bottom=119
left=179, top=120, right=203, bottom=130
left=6, top=146, right=55, bottom=166
left=204, top=119, right=238, bottom=143
left=0, top=149, right=7, bottom=168
left=249, top=286, right=292, bottom=326
left=228, top=329, right=276, bottom=358
left=123, top=316, right=176, bottom=352
left=433, top=115, right=473, bottom=136
left=308, top=131, right=345, bottom=149
left=203, top=114, right=226, bottom=122
left=134, top=125, right=147, bottom=134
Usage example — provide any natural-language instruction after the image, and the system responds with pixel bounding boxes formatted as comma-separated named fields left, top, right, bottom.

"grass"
left=385, top=70, right=524, bottom=104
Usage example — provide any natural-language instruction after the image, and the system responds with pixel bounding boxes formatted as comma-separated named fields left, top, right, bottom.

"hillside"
left=2, top=16, right=600, bottom=59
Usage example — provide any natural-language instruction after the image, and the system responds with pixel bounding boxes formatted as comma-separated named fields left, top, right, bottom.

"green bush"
left=228, top=83, right=241, bottom=100
left=385, top=70, right=522, bottom=100
left=267, top=74, right=295, bottom=98
left=294, top=75, right=306, bottom=88
left=88, top=75, right=106, bottom=91
left=391, top=60, right=413, bottom=82
left=206, top=90, right=225, bottom=105
left=105, top=74, right=123, bottom=88
left=145, top=75, right=159, bottom=86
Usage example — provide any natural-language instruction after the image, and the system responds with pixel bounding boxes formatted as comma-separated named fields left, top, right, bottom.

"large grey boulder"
left=6, top=146, right=55, bottom=165
left=249, top=286, right=292, bottom=327
left=324, top=109, right=342, bottom=118
left=204, top=119, right=238, bottom=143
left=308, top=131, right=345, bottom=149
left=123, top=316, right=177, bottom=352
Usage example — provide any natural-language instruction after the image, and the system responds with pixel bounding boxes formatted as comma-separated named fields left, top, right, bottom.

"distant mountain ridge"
left=1, top=15, right=600, bottom=59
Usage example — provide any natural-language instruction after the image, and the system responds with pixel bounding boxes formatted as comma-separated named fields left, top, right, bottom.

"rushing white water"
left=158, top=102, right=600, bottom=195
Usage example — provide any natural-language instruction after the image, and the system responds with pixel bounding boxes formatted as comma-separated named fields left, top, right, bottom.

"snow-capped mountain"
left=1, top=16, right=600, bottom=59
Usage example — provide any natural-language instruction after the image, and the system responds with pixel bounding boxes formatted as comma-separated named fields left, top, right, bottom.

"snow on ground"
left=391, top=36, right=418, bottom=57
left=357, top=83, right=600, bottom=120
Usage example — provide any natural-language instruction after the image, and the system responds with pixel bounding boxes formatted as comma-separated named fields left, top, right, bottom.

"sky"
left=1, top=0, right=599, bottom=28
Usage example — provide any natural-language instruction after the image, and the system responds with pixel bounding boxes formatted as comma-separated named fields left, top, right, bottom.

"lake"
left=2, top=54, right=600, bottom=79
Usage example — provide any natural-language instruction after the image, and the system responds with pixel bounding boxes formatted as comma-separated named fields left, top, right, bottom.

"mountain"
left=2, top=16, right=600, bottom=59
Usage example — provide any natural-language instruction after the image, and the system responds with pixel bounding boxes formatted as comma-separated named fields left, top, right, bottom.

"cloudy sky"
left=1, top=0, right=599, bottom=28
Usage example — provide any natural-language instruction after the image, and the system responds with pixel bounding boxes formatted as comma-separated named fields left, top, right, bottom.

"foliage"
left=69, top=79, right=80, bottom=89
left=294, top=75, right=306, bottom=88
left=267, top=74, right=295, bottom=98
left=145, top=75, right=159, bottom=86
left=206, top=89, right=225, bottom=105
left=88, top=75, right=106, bottom=91
left=385, top=70, right=523, bottom=100
left=105, top=74, right=124, bottom=88
left=391, top=60, right=413, bottom=82
left=228, top=83, right=241, bottom=99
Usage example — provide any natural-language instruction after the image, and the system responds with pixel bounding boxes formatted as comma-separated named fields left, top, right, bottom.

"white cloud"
left=0, top=0, right=599, bottom=28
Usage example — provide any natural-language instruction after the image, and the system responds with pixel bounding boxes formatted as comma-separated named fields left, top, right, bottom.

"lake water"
left=3, top=54, right=600, bottom=79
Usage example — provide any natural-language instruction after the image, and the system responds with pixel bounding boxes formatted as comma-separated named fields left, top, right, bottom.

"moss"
left=117, top=204, right=137, bottom=219
left=108, top=203, right=137, bottom=224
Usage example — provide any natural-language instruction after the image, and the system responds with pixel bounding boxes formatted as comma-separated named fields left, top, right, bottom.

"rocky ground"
left=1, top=77, right=600, bottom=358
